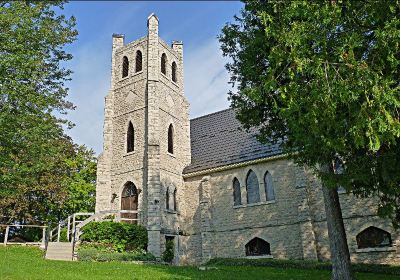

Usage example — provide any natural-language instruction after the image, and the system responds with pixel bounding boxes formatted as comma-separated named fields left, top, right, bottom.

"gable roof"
left=183, top=108, right=283, bottom=174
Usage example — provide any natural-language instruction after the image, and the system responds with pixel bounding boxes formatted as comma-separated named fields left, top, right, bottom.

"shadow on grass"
left=0, top=246, right=398, bottom=280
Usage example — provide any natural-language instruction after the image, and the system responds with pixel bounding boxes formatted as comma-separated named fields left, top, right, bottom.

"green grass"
left=0, top=246, right=399, bottom=280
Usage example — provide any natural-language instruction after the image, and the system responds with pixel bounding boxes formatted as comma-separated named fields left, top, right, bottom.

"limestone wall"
left=180, top=158, right=400, bottom=265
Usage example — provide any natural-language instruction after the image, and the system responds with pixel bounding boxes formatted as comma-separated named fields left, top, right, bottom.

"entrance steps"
left=45, top=242, right=73, bottom=261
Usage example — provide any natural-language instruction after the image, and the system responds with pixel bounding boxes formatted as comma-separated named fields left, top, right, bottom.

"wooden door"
left=121, top=182, right=138, bottom=224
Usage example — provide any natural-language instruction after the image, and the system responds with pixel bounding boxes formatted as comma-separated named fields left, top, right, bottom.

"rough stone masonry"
left=95, top=14, right=399, bottom=265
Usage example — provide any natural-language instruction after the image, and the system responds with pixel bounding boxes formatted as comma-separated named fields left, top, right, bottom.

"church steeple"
left=96, top=14, right=191, bottom=259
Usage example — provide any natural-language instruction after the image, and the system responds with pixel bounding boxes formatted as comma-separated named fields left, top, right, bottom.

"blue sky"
left=61, top=1, right=243, bottom=154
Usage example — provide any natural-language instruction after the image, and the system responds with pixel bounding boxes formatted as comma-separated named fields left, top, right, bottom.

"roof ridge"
left=190, top=108, right=233, bottom=121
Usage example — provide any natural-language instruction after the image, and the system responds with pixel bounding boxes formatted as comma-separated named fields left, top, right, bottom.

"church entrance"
left=121, top=182, right=138, bottom=224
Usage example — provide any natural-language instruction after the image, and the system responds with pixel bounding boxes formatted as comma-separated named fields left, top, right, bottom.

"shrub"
left=206, top=258, right=400, bottom=275
left=78, top=247, right=156, bottom=262
left=80, top=222, right=147, bottom=252
left=59, top=228, right=68, bottom=242
left=162, top=239, right=174, bottom=263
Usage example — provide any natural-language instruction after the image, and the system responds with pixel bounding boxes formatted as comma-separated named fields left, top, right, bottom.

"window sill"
left=246, top=255, right=273, bottom=259
left=133, top=70, right=143, bottom=76
left=171, top=80, right=179, bottom=87
left=123, top=151, right=135, bottom=157
left=120, top=75, right=130, bottom=82
left=167, top=152, right=176, bottom=158
left=233, top=200, right=276, bottom=209
left=355, top=247, right=396, bottom=253
left=164, top=209, right=179, bottom=215
left=160, top=72, right=168, bottom=78
left=120, top=71, right=143, bottom=82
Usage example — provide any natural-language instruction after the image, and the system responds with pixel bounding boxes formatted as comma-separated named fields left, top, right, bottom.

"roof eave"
left=183, top=153, right=289, bottom=179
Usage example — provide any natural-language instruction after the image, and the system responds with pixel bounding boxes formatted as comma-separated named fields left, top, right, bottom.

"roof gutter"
left=182, top=153, right=289, bottom=179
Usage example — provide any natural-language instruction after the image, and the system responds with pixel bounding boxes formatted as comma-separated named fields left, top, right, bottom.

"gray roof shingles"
left=183, top=108, right=282, bottom=174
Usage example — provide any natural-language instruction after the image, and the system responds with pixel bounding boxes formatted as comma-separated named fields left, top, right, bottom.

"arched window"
left=356, top=227, right=392, bottom=249
left=127, top=122, right=134, bottom=153
left=168, top=124, right=174, bottom=154
left=245, top=238, right=271, bottom=256
left=166, top=186, right=170, bottom=210
left=122, top=56, right=129, bottom=78
left=135, top=50, right=142, bottom=72
left=264, top=171, right=275, bottom=201
left=171, top=61, right=177, bottom=82
left=122, top=181, right=137, bottom=198
left=246, top=170, right=260, bottom=204
left=161, top=53, right=167, bottom=75
left=173, top=188, right=177, bottom=211
left=233, top=178, right=241, bottom=206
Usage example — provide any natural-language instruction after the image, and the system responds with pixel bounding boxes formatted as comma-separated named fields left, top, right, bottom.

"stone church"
left=95, top=14, right=399, bottom=265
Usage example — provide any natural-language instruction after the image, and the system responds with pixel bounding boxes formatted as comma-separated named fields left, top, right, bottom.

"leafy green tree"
left=220, top=1, right=399, bottom=279
left=59, top=145, right=97, bottom=217
left=0, top=1, right=78, bottom=223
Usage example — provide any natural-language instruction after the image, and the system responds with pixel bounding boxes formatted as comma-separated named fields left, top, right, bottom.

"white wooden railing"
left=1, top=224, right=47, bottom=248
left=1, top=210, right=139, bottom=260
left=48, top=210, right=139, bottom=243
left=49, top=212, right=94, bottom=242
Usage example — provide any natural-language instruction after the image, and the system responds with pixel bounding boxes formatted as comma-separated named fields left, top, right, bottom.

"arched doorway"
left=121, top=182, right=138, bottom=224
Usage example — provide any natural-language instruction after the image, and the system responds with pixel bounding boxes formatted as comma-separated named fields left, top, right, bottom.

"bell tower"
left=95, top=14, right=191, bottom=258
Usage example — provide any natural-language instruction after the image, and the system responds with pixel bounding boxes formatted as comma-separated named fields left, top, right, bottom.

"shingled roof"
left=183, top=108, right=283, bottom=174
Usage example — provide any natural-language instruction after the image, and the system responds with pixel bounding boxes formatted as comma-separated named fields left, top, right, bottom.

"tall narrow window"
left=246, top=170, right=260, bottom=204
left=173, top=188, right=177, bottom=211
left=166, top=187, right=170, bottom=210
left=126, top=122, right=134, bottom=153
left=135, top=50, right=142, bottom=72
left=161, top=53, right=167, bottom=75
left=168, top=124, right=174, bottom=154
left=171, top=61, right=177, bottom=82
left=356, top=227, right=392, bottom=249
left=233, top=178, right=241, bottom=206
left=122, top=56, right=129, bottom=78
left=264, top=171, right=275, bottom=201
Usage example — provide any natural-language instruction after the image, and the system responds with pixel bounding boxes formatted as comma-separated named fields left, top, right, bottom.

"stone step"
left=45, top=242, right=73, bottom=261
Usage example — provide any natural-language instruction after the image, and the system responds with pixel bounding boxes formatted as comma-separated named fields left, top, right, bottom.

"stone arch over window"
left=122, top=56, right=129, bottom=78
left=168, top=124, right=174, bottom=154
left=171, top=61, right=177, bottom=82
left=246, top=170, right=260, bottom=204
left=127, top=121, right=134, bottom=153
left=356, top=226, right=392, bottom=249
left=121, top=181, right=138, bottom=223
left=135, top=50, right=142, bottom=72
left=233, top=177, right=241, bottom=206
left=245, top=237, right=271, bottom=256
left=264, top=171, right=275, bottom=201
left=161, top=53, right=167, bottom=75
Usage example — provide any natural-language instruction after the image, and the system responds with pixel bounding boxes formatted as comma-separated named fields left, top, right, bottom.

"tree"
left=219, top=1, right=399, bottom=280
left=0, top=2, right=78, bottom=223
left=58, top=145, right=97, bottom=218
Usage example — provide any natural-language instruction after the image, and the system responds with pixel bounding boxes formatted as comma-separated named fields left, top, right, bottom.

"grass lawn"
left=0, top=246, right=399, bottom=280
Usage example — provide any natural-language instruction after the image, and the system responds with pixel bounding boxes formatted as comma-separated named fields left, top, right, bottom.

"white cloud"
left=64, top=43, right=111, bottom=155
left=65, top=37, right=233, bottom=155
left=184, top=39, right=232, bottom=118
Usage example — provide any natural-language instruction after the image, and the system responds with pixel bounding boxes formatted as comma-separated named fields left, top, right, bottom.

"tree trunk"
left=321, top=165, right=354, bottom=280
